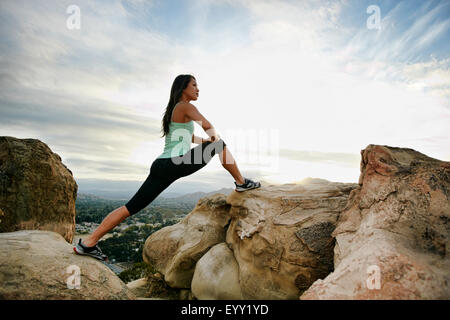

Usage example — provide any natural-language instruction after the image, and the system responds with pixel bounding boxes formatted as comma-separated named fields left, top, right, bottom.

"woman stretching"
left=73, top=74, right=261, bottom=261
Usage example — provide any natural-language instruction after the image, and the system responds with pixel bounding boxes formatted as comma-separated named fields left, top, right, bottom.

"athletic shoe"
left=234, top=177, right=261, bottom=192
left=73, top=239, right=108, bottom=262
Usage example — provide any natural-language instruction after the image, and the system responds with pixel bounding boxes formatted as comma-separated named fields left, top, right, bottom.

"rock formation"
left=142, top=194, right=232, bottom=288
left=0, top=230, right=135, bottom=299
left=224, top=179, right=357, bottom=299
left=143, top=144, right=449, bottom=300
left=2, top=135, right=447, bottom=300
left=301, top=145, right=450, bottom=299
left=144, top=178, right=357, bottom=299
left=0, top=137, right=77, bottom=243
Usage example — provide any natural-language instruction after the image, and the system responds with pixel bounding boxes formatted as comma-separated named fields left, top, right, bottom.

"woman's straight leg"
left=82, top=205, right=130, bottom=247
left=82, top=160, right=177, bottom=247
left=124, top=174, right=176, bottom=216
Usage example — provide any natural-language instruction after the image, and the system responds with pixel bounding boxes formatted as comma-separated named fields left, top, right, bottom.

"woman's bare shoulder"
left=178, top=101, right=196, bottom=108
left=178, top=102, right=198, bottom=113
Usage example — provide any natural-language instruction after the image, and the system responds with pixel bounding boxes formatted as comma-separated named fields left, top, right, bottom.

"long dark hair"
left=160, top=74, right=195, bottom=138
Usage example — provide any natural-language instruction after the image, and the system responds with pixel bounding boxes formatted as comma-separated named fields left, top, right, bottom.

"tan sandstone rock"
left=126, top=277, right=150, bottom=298
left=191, top=242, right=243, bottom=300
left=0, top=230, right=135, bottom=299
left=142, top=194, right=231, bottom=288
left=0, top=136, right=77, bottom=243
left=225, top=178, right=357, bottom=299
left=301, top=145, right=450, bottom=299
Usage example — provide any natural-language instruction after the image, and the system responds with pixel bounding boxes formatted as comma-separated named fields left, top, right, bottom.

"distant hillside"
left=76, top=178, right=232, bottom=200
left=76, top=193, right=107, bottom=201
left=170, top=187, right=234, bottom=204
left=77, top=187, right=234, bottom=207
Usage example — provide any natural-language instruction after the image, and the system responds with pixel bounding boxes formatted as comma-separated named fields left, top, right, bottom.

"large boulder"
left=142, top=194, right=231, bottom=288
left=301, top=145, right=450, bottom=299
left=0, top=137, right=77, bottom=243
left=225, top=178, right=357, bottom=299
left=191, top=242, right=243, bottom=300
left=0, top=230, right=135, bottom=299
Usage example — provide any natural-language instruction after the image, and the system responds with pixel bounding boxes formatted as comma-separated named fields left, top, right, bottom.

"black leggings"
left=124, top=139, right=227, bottom=216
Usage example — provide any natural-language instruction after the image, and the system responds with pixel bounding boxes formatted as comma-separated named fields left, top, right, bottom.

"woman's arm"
left=192, top=134, right=210, bottom=144
left=184, top=103, right=220, bottom=141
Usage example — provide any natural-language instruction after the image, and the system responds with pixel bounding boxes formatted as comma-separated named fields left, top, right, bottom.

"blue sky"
left=121, top=0, right=253, bottom=46
left=335, top=0, right=450, bottom=63
left=0, top=0, right=449, bottom=197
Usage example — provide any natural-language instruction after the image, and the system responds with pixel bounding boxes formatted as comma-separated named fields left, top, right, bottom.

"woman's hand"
left=210, top=134, right=220, bottom=142
left=204, top=127, right=220, bottom=143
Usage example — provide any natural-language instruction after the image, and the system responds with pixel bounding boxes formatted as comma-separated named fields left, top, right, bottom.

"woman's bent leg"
left=171, top=139, right=227, bottom=178
left=218, top=145, right=245, bottom=185
left=170, top=139, right=245, bottom=184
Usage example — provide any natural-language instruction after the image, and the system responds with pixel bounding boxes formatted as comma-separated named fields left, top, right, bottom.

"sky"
left=0, top=0, right=449, bottom=197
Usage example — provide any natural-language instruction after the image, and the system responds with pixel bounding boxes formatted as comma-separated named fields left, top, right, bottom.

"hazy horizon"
left=1, top=0, right=449, bottom=195
left=76, top=177, right=234, bottom=200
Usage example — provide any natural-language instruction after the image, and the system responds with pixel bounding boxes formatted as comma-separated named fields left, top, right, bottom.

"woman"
left=73, top=74, right=261, bottom=261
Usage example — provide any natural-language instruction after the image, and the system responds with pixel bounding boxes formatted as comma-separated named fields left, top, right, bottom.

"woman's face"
left=182, top=77, right=199, bottom=101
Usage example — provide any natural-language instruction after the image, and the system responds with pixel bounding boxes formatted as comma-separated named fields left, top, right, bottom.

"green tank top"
left=156, top=103, right=194, bottom=159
